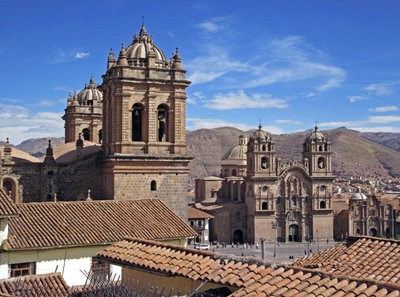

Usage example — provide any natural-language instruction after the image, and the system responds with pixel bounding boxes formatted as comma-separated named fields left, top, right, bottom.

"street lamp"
left=271, top=221, right=278, bottom=258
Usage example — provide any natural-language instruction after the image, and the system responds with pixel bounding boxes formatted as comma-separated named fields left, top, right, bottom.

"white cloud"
left=319, top=121, right=367, bottom=128
left=75, top=52, right=90, bottom=59
left=348, top=95, right=369, bottom=103
left=365, top=82, right=392, bottom=96
left=274, top=119, right=302, bottom=125
left=368, top=106, right=398, bottom=112
left=187, top=92, right=206, bottom=105
left=351, top=126, right=400, bottom=133
left=0, top=104, right=64, bottom=145
left=186, top=51, right=245, bottom=84
left=35, top=100, right=56, bottom=107
left=302, top=92, right=315, bottom=98
left=197, top=16, right=233, bottom=35
left=199, top=20, right=220, bottom=33
left=249, top=36, right=346, bottom=90
left=186, top=34, right=346, bottom=91
left=202, top=90, right=288, bottom=110
left=368, top=115, right=400, bottom=123
left=187, top=117, right=284, bottom=134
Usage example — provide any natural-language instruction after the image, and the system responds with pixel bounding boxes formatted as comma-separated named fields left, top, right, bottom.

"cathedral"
left=194, top=124, right=335, bottom=244
left=1, top=25, right=192, bottom=220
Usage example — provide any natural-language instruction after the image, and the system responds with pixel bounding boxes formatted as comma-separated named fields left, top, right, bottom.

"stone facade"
left=0, top=25, right=192, bottom=221
left=349, top=191, right=399, bottom=238
left=195, top=125, right=335, bottom=244
left=332, top=189, right=400, bottom=240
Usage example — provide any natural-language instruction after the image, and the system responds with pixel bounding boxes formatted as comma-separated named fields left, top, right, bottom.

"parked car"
left=194, top=243, right=210, bottom=250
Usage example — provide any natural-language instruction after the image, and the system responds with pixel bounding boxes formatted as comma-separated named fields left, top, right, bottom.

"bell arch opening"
left=132, top=103, right=144, bottom=141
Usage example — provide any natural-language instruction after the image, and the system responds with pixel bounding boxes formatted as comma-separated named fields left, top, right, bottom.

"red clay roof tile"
left=4, top=199, right=197, bottom=250
left=95, top=237, right=400, bottom=297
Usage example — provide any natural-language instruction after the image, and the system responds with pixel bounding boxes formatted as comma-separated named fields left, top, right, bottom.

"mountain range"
left=4, top=127, right=400, bottom=180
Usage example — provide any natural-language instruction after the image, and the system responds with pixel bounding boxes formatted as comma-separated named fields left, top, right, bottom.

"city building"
left=0, top=24, right=192, bottom=221
left=194, top=124, right=335, bottom=244
left=333, top=188, right=400, bottom=240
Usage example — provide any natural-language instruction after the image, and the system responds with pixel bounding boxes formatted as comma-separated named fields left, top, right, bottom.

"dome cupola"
left=124, top=24, right=169, bottom=68
left=250, top=124, right=271, bottom=143
left=76, top=77, right=103, bottom=106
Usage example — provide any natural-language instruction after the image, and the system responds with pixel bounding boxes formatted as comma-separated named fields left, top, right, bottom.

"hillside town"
left=0, top=24, right=399, bottom=296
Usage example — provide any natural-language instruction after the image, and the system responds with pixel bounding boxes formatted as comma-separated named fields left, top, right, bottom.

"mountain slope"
left=5, top=127, right=400, bottom=179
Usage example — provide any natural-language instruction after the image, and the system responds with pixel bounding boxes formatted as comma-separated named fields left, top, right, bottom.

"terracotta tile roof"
left=96, top=237, right=400, bottom=297
left=188, top=206, right=214, bottom=219
left=4, top=199, right=197, bottom=250
left=0, top=189, right=19, bottom=219
left=0, top=273, right=70, bottom=296
left=293, top=236, right=400, bottom=285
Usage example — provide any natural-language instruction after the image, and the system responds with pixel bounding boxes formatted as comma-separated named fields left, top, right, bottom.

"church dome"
left=125, top=25, right=168, bottom=65
left=351, top=187, right=367, bottom=200
left=76, top=78, right=103, bottom=105
left=250, top=124, right=271, bottom=142
left=222, top=134, right=247, bottom=161
left=307, top=125, right=324, bottom=141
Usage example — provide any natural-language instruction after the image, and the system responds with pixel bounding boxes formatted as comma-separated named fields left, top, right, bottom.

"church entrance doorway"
left=288, top=225, right=300, bottom=242
left=369, top=228, right=378, bottom=237
left=233, top=229, right=243, bottom=244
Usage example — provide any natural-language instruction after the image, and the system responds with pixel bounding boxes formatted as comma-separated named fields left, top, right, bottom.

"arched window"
left=232, top=169, right=237, bottom=176
left=261, top=157, right=268, bottom=169
left=82, top=128, right=90, bottom=141
left=3, top=179, right=17, bottom=203
left=320, top=201, right=326, bottom=209
left=3, top=180, right=12, bottom=197
left=132, top=104, right=143, bottom=141
left=356, top=228, right=360, bottom=235
left=151, top=180, right=157, bottom=191
left=262, top=202, right=268, bottom=210
left=157, top=104, right=169, bottom=142
left=262, top=145, right=266, bottom=151
left=317, top=157, right=325, bottom=169
left=319, top=145, right=323, bottom=151
left=291, top=196, right=297, bottom=207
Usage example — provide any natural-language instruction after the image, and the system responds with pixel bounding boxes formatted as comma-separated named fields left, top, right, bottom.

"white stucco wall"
left=0, top=219, right=9, bottom=245
left=0, top=245, right=121, bottom=286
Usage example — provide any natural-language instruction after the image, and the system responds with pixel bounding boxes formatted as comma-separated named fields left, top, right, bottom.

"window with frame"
left=91, top=259, right=110, bottom=279
left=10, top=262, right=35, bottom=277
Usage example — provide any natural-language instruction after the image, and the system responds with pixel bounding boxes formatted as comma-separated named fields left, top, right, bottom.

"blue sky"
left=1, top=1, right=400, bottom=145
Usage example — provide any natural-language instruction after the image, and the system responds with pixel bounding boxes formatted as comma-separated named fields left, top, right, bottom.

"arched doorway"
left=82, top=128, right=90, bottom=141
left=233, top=229, right=243, bottom=244
left=289, top=225, right=299, bottom=242
left=369, top=228, right=378, bottom=237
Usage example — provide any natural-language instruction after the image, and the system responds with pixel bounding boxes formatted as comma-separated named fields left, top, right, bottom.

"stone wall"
left=111, top=171, right=189, bottom=221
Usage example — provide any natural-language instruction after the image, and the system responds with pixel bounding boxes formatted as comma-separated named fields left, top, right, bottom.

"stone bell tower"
left=100, top=25, right=192, bottom=220
left=62, top=77, right=103, bottom=144
left=302, top=125, right=335, bottom=241
left=245, top=124, right=278, bottom=243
